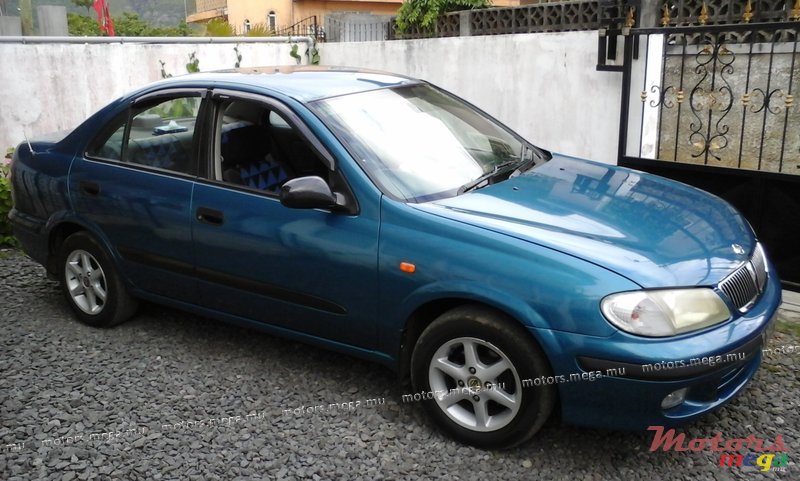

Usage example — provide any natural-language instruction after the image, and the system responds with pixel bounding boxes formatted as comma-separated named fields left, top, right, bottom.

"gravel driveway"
left=1, top=250, right=798, bottom=480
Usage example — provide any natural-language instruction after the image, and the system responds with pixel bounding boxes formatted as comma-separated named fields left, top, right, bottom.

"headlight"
left=601, top=288, right=731, bottom=337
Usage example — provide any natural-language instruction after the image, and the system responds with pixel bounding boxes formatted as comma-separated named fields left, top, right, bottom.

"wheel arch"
left=396, top=293, right=554, bottom=386
left=46, top=221, right=85, bottom=274
left=44, top=216, right=126, bottom=282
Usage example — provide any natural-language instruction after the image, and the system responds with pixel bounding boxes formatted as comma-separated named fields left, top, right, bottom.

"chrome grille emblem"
left=719, top=244, right=768, bottom=313
left=731, top=243, right=745, bottom=255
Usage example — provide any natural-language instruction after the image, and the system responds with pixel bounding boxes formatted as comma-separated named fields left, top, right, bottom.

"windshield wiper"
left=509, top=146, right=539, bottom=178
left=457, top=160, right=519, bottom=195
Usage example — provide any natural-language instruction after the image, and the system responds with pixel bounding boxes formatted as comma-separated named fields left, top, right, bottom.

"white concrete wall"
left=320, top=31, right=623, bottom=163
left=0, top=32, right=624, bottom=164
left=0, top=41, right=298, bottom=151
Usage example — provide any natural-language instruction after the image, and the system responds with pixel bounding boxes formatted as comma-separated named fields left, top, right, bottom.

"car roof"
left=169, top=66, right=422, bottom=102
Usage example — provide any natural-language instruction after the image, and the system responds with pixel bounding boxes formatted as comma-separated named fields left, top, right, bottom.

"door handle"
left=79, top=181, right=100, bottom=196
left=196, top=207, right=224, bottom=226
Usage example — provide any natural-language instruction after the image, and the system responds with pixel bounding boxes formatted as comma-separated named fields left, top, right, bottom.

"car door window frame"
left=84, top=88, right=210, bottom=180
left=203, top=89, right=359, bottom=215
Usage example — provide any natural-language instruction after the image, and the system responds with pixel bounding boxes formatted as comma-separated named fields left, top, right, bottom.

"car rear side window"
left=86, top=95, right=202, bottom=176
left=86, top=115, right=126, bottom=162
left=125, top=97, right=201, bottom=175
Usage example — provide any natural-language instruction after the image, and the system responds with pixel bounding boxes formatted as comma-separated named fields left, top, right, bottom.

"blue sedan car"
left=9, top=67, right=781, bottom=448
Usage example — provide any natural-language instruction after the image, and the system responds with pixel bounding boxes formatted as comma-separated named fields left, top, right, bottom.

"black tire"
left=58, top=231, right=138, bottom=328
left=410, top=304, right=556, bottom=449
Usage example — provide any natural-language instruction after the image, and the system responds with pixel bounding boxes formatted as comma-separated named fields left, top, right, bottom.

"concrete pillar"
left=459, top=11, right=471, bottom=37
left=0, top=16, right=22, bottom=36
left=19, top=0, right=33, bottom=35
left=37, top=6, right=68, bottom=36
left=638, top=1, right=660, bottom=29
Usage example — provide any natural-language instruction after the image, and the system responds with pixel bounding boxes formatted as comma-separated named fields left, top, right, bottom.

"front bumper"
left=532, top=267, right=782, bottom=431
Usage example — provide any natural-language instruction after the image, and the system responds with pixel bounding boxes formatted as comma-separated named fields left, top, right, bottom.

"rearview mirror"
left=279, top=176, right=337, bottom=210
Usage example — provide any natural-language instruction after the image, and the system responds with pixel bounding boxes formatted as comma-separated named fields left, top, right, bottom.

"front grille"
left=751, top=244, right=767, bottom=291
left=718, top=244, right=768, bottom=312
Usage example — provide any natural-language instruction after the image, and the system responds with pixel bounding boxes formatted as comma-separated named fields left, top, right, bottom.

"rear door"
left=69, top=89, right=209, bottom=301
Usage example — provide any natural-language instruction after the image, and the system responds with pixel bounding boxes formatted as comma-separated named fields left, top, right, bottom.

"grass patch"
left=763, top=364, right=784, bottom=374
left=0, top=248, right=20, bottom=260
left=775, top=318, right=800, bottom=338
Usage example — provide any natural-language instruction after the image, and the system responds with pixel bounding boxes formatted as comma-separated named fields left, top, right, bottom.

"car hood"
left=413, top=154, right=755, bottom=288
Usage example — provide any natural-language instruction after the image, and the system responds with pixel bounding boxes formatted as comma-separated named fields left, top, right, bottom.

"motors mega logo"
left=647, top=426, right=790, bottom=472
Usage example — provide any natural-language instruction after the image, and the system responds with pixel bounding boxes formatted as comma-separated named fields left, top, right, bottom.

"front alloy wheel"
left=411, top=305, right=556, bottom=448
left=428, top=337, right=522, bottom=432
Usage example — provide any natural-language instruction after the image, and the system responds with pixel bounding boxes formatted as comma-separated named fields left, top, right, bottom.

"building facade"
left=187, top=0, right=403, bottom=33
left=187, top=0, right=521, bottom=35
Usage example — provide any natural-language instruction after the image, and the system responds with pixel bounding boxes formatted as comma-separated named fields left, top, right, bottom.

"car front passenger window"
left=216, top=101, right=330, bottom=195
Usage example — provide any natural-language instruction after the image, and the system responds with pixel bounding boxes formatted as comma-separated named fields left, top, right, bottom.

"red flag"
left=104, top=2, right=115, bottom=36
left=93, top=0, right=115, bottom=36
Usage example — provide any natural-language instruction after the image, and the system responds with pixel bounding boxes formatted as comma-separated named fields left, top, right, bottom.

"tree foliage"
left=68, top=11, right=192, bottom=37
left=114, top=12, right=191, bottom=36
left=67, top=12, right=101, bottom=35
left=70, top=0, right=93, bottom=13
left=395, top=0, right=490, bottom=32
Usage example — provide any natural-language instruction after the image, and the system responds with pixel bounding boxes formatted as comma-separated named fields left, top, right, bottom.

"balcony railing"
left=187, top=0, right=227, bottom=17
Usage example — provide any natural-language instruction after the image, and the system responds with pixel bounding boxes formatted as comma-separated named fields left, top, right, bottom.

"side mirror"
left=279, top=176, right=337, bottom=210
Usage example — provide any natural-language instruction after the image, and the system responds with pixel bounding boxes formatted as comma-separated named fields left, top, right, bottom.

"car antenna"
left=23, top=130, right=37, bottom=156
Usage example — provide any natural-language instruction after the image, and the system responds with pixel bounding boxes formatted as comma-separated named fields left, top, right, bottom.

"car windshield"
left=314, top=85, right=530, bottom=202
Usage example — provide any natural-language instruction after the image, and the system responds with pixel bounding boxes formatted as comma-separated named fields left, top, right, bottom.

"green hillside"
left=1, top=0, right=187, bottom=26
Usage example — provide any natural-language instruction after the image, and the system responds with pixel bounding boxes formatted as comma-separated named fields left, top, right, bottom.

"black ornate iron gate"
left=614, top=18, right=800, bottom=288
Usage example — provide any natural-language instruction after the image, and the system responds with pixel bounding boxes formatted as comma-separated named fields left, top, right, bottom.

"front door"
left=190, top=93, right=380, bottom=348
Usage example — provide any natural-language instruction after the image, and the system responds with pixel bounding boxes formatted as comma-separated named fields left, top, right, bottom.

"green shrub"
left=0, top=149, right=16, bottom=247
left=245, top=23, right=274, bottom=37
left=395, top=0, right=490, bottom=33
left=204, top=18, right=235, bottom=37
left=185, top=52, right=200, bottom=73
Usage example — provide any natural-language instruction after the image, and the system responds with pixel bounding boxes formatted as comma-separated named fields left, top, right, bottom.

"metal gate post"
left=617, top=31, right=635, bottom=164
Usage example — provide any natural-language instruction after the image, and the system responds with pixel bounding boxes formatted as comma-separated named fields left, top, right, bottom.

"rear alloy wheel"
left=411, top=305, right=556, bottom=448
left=59, top=232, right=138, bottom=327
left=65, top=249, right=107, bottom=315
